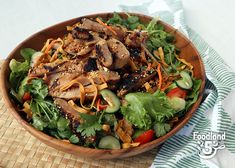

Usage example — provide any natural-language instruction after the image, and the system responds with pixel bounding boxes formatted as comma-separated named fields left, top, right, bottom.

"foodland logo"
left=193, top=131, right=225, bottom=159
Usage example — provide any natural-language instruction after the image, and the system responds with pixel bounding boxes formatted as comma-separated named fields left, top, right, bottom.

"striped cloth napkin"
left=119, top=0, right=235, bottom=167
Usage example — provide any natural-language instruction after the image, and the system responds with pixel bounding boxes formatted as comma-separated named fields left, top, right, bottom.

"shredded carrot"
left=161, top=81, right=172, bottom=92
left=146, top=63, right=152, bottom=71
left=96, top=18, right=117, bottom=35
left=157, top=64, right=162, bottom=89
left=128, top=59, right=138, bottom=71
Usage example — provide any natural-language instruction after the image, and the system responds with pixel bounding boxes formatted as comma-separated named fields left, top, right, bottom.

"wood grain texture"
left=0, top=12, right=206, bottom=159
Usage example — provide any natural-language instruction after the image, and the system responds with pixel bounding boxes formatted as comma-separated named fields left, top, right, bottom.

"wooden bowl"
left=0, top=12, right=205, bottom=159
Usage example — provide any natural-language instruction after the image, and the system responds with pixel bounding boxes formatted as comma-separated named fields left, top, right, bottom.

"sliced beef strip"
left=78, top=18, right=110, bottom=34
left=83, top=57, right=98, bottom=72
left=54, top=98, right=81, bottom=122
left=107, top=38, right=130, bottom=69
left=125, top=31, right=148, bottom=48
left=29, top=59, right=85, bottom=77
left=95, top=39, right=113, bottom=68
left=117, top=71, right=157, bottom=97
left=48, top=70, right=120, bottom=100
left=46, top=72, right=80, bottom=91
left=64, top=38, right=94, bottom=56
left=72, top=27, right=93, bottom=40
left=109, top=25, right=127, bottom=41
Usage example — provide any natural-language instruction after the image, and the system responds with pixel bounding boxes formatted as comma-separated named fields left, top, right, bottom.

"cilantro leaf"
left=77, top=114, right=102, bottom=137
left=69, top=135, right=80, bottom=144
left=24, top=79, right=48, bottom=100
left=154, top=122, right=171, bottom=137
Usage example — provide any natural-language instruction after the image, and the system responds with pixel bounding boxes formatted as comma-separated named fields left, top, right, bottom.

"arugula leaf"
left=24, top=79, right=48, bottom=100
left=77, top=114, right=102, bottom=137
left=154, top=122, right=171, bottom=137
left=20, top=48, right=36, bottom=63
left=107, top=12, right=123, bottom=25
left=106, top=13, right=145, bottom=30
left=121, top=91, right=175, bottom=130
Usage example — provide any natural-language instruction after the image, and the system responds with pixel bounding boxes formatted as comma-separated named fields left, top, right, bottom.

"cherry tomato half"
left=134, top=130, right=155, bottom=144
left=22, top=92, right=31, bottom=102
left=167, top=87, right=187, bottom=99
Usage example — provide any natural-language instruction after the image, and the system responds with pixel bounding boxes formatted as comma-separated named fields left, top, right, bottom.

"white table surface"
left=0, top=0, right=235, bottom=72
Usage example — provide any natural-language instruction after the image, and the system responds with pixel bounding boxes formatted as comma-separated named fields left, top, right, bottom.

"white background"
left=0, top=0, right=235, bottom=72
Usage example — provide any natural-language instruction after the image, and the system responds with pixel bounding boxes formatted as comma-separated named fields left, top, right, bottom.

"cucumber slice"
left=168, top=97, right=186, bottom=112
left=98, top=136, right=121, bottom=149
left=176, top=71, right=193, bottom=89
left=100, top=89, right=120, bottom=113
left=30, top=51, right=44, bottom=67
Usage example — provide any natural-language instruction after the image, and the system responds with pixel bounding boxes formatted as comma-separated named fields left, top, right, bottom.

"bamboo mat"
left=0, top=61, right=158, bottom=168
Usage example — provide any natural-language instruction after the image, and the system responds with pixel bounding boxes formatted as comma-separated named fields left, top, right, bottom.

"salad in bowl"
left=6, top=13, right=203, bottom=152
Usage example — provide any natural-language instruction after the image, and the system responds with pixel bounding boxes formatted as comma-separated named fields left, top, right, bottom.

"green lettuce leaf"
left=9, top=59, right=29, bottom=91
left=77, top=114, right=102, bottom=137
left=20, top=48, right=36, bottom=63
left=121, top=91, right=176, bottom=130
left=9, top=48, right=36, bottom=91
left=154, top=122, right=171, bottom=137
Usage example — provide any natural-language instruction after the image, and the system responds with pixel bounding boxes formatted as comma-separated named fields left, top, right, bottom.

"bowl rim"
left=0, top=12, right=206, bottom=158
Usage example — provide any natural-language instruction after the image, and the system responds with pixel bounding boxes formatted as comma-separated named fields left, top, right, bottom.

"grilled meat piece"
left=64, top=38, right=94, bottom=56
left=84, top=57, right=98, bottom=72
left=48, top=70, right=120, bottom=100
left=54, top=98, right=81, bottom=122
left=29, top=59, right=84, bottom=77
left=72, top=27, right=93, bottom=40
left=110, top=25, right=127, bottom=41
left=79, top=18, right=127, bottom=40
left=118, top=71, right=156, bottom=97
left=125, top=31, right=148, bottom=48
left=78, top=18, right=110, bottom=34
left=107, top=38, right=130, bottom=69
left=95, top=40, right=113, bottom=68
